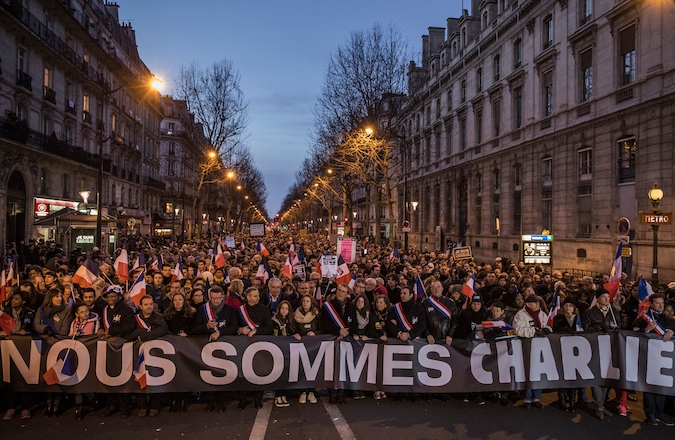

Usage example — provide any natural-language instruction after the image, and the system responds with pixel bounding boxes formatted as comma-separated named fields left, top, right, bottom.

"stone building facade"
left=399, top=0, right=675, bottom=280
left=0, top=0, right=165, bottom=253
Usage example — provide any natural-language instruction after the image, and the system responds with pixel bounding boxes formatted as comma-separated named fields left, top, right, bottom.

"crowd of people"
left=1, top=231, right=674, bottom=427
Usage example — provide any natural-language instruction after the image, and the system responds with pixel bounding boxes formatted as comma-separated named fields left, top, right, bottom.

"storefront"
left=33, top=208, right=118, bottom=254
left=34, top=197, right=80, bottom=242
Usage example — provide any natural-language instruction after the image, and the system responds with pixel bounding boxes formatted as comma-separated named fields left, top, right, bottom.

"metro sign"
left=639, top=212, right=672, bottom=225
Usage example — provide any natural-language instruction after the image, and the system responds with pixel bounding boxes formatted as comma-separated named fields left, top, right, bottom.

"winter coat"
left=513, top=307, right=551, bottom=338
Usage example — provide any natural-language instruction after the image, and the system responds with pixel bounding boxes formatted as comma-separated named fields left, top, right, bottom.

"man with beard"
left=321, top=283, right=357, bottom=404
left=236, top=287, right=274, bottom=409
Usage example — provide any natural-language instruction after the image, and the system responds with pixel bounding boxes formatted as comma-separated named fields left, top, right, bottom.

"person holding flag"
left=631, top=292, right=675, bottom=426
left=113, top=243, right=129, bottom=283
left=321, top=283, right=357, bottom=404
left=128, top=295, right=169, bottom=417
left=68, top=301, right=100, bottom=420
left=1, top=291, right=34, bottom=421
left=97, top=284, right=137, bottom=418
left=236, top=287, right=274, bottom=410
left=424, top=280, right=457, bottom=346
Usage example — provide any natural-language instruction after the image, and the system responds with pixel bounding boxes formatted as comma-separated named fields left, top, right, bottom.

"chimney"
left=428, top=27, right=445, bottom=55
left=421, top=34, right=430, bottom=69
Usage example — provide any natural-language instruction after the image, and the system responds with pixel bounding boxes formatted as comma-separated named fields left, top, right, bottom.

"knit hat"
left=562, top=296, right=578, bottom=307
left=594, top=287, right=610, bottom=299
left=524, top=295, right=539, bottom=303
left=471, top=294, right=482, bottom=303
left=103, top=284, right=123, bottom=298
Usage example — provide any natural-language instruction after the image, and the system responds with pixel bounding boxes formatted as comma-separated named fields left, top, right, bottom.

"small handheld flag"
left=461, top=273, right=476, bottom=299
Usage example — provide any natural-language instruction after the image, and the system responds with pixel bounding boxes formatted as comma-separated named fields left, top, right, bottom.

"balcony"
left=144, top=176, right=166, bottom=192
left=615, top=86, right=634, bottom=104
left=43, top=86, right=56, bottom=104
left=82, top=110, right=92, bottom=124
left=16, top=69, right=32, bottom=91
left=65, top=100, right=76, bottom=115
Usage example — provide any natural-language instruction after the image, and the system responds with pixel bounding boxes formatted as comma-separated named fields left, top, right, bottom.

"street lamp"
left=95, top=76, right=163, bottom=250
left=648, top=182, right=664, bottom=286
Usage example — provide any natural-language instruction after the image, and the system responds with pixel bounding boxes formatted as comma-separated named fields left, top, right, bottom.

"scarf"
left=525, top=306, right=542, bottom=330
left=356, top=310, right=370, bottom=330
left=48, top=304, right=66, bottom=318
left=293, top=308, right=316, bottom=324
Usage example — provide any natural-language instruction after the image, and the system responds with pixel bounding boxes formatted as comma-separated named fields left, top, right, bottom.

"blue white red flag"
left=114, top=243, right=129, bottom=283
left=131, top=250, right=146, bottom=272
left=547, top=290, right=561, bottom=327
left=604, top=242, right=623, bottom=302
left=128, top=269, right=147, bottom=306
left=172, top=257, right=184, bottom=282
left=43, top=353, right=74, bottom=385
left=413, top=275, right=426, bottom=301
left=72, top=258, right=100, bottom=288
left=461, top=273, right=476, bottom=299
left=256, top=240, right=270, bottom=257
left=214, top=243, right=226, bottom=269
left=389, top=247, right=400, bottom=263
left=481, top=320, right=514, bottom=330
left=336, top=255, right=351, bottom=285
left=133, top=346, right=147, bottom=389
left=256, top=257, right=272, bottom=286
left=637, top=276, right=655, bottom=318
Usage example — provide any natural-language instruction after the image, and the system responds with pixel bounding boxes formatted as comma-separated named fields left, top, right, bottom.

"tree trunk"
left=374, top=181, right=381, bottom=245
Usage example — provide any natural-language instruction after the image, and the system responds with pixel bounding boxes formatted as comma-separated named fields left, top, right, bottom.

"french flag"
left=149, top=254, right=162, bottom=271
left=133, top=346, right=147, bottom=389
left=283, top=243, right=298, bottom=279
left=604, top=242, right=623, bottom=302
left=172, top=257, right=184, bottom=282
left=481, top=320, right=514, bottom=330
left=336, top=255, right=351, bottom=285
left=240, top=239, right=247, bottom=251
left=0, top=267, right=10, bottom=303
left=461, top=273, right=476, bottom=299
left=547, top=290, right=561, bottom=327
left=72, top=258, right=100, bottom=288
left=389, top=247, right=400, bottom=263
left=256, top=257, right=272, bottom=286
left=256, top=239, right=270, bottom=257
left=114, top=243, right=129, bottom=283
left=297, top=245, right=306, bottom=264
left=348, top=274, right=358, bottom=290
left=214, top=243, right=226, bottom=269
left=129, top=269, right=147, bottom=306
left=637, top=276, right=655, bottom=318
left=413, top=275, right=426, bottom=301
left=131, top=250, right=146, bottom=272
left=43, top=352, right=74, bottom=385
left=0, top=310, right=16, bottom=335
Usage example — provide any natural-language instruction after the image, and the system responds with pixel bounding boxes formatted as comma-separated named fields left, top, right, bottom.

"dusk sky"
left=116, top=0, right=463, bottom=215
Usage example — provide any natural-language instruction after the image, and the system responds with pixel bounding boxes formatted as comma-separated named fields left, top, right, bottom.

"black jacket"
left=320, top=298, right=357, bottom=336
left=582, top=305, right=621, bottom=332
left=193, top=302, right=238, bottom=335
left=103, top=302, right=137, bottom=338
left=631, top=309, right=675, bottom=333
left=126, top=312, right=170, bottom=341
left=423, top=296, right=458, bottom=340
left=165, top=309, right=196, bottom=335
left=2, top=306, right=35, bottom=334
left=454, top=307, right=490, bottom=340
left=553, top=314, right=580, bottom=335
left=237, top=303, right=274, bottom=335
left=386, top=300, right=426, bottom=339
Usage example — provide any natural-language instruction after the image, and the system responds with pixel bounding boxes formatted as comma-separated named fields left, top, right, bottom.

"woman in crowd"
left=370, top=294, right=391, bottom=400
left=272, top=300, right=293, bottom=407
left=455, top=294, right=490, bottom=405
left=292, top=295, right=320, bottom=404
left=552, top=296, right=583, bottom=412
left=226, top=279, right=244, bottom=308
left=189, top=288, right=206, bottom=309
left=68, top=301, right=100, bottom=420
left=351, top=294, right=372, bottom=399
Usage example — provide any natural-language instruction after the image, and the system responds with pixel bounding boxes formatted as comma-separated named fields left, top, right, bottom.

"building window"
left=17, top=47, right=27, bottom=72
left=579, top=147, right=592, bottom=180
left=168, top=141, right=175, bottom=155
left=543, top=15, right=553, bottom=49
left=494, top=169, right=500, bottom=190
left=514, top=164, right=522, bottom=189
left=426, top=106, right=431, bottom=125
left=460, top=117, right=467, bottom=151
left=618, top=137, right=636, bottom=183
left=493, top=99, right=501, bottom=137
left=83, top=91, right=90, bottom=113
left=513, top=191, right=522, bottom=234
left=578, top=184, right=592, bottom=236
left=494, top=54, right=501, bottom=81
left=436, top=98, right=441, bottom=119
left=477, top=68, right=483, bottom=93
left=543, top=70, right=553, bottom=117
left=414, top=142, right=420, bottom=167
left=447, top=89, right=453, bottom=110
left=416, top=114, right=420, bottom=132
left=461, top=80, right=466, bottom=103
left=475, top=196, right=482, bottom=234
left=477, top=174, right=483, bottom=193
left=446, top=126, right=453, bottom=154
left=434, top=132, right=441, bottom=159
left=425, top=137, right=431, bottom=164
left=581, top=0, right=592, bottom=25
left=462, top=28, right=467, bottom=46
left=620, top=24, right=636, bottom=86
left=514, top=87, right=523, bottom=128
left=42, top=116, right=49, bottom=135
left=580, top=48, right=593, bottom=102
left=542, top=157, right=553, bottom=183
left=514, top=39, right=522, bottom=69
left=43, top=67, right=53, bottom=89
left=62, top=174, right=69, bottom=199
left=493, top=193, right=500, bottom=234
left=40, top=168, right=48, bottom=194
left=483, top=12, right=489, bottom=29
left=476, top=109, right=483, bottom=144
left=168, top=161, right=175, bottom=176
left=542, top=188, right=553, bottom=232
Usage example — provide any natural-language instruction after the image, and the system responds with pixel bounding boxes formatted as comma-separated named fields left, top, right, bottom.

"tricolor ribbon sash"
left=642, top=311, right=667, bottom=336
left=238, top=305, right=258, bottom=331
left=427, top=297, right=453, bottom=320
left=393, top=302, right=413, bottom=332
left=204, top=303, right=217, bottom=333
left=323, top=301, right=346, bottom=329
left=135, top=315, right=151, bottom=332
left=102, top=307, right=112, bottom=330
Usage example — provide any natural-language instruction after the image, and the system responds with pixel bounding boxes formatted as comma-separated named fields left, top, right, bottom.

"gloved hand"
left=534, top=330, right=545, bottom=337
left=542, top=328, right=551, bottom=335
left=45, top=327, right=55, bottom=336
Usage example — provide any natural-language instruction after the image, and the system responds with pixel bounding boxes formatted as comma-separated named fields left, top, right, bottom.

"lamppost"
left=95, top=76, right=163, bottom=249
left=648, top=182, right=664, bottom=286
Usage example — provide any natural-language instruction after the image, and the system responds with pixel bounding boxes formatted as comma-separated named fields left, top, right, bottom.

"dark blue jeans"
left=644, top=392, right=667, bottom=420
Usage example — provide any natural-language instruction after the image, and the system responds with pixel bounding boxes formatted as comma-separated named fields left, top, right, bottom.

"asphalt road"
left=2, top=390, right=672, bottom=440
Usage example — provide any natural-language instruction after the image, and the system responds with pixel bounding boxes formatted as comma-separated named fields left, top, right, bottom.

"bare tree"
left=176, top=59, right=249, bottom=238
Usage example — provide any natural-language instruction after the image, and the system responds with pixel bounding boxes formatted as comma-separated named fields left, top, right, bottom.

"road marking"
left=321, top=397, right=357, bottom=440
left=249, top=399, right=273, bottom=440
